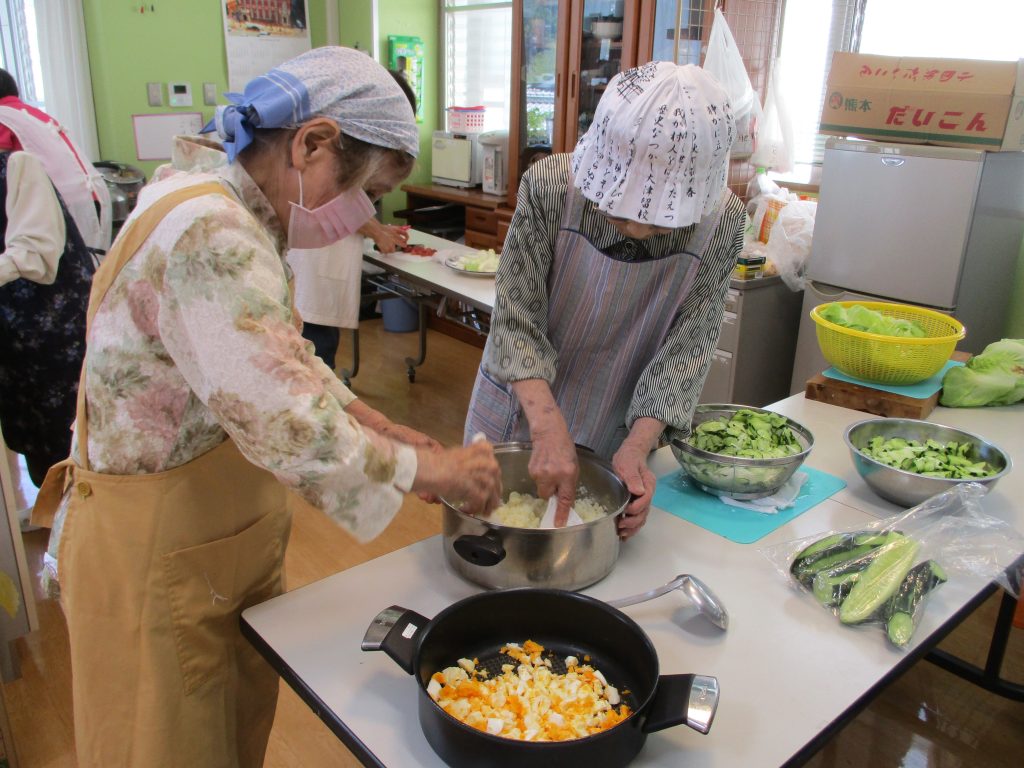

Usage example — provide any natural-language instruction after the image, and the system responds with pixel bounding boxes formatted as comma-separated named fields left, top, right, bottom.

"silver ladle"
left=606, top=574, right=729, bottom=631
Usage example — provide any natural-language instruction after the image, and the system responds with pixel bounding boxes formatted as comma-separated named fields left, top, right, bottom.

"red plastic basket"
left=447, top=106, right=486, bottom=133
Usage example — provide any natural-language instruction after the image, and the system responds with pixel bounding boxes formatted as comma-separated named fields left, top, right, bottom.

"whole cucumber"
left=839, top=537, right=921, bottom=624
left=883, top=560, right=948, bottom=646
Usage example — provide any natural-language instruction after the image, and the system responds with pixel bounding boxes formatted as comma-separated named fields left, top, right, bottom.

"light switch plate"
left=146, top=82, right=162, bottom=107
left=203, top=82, right=218, bottom=106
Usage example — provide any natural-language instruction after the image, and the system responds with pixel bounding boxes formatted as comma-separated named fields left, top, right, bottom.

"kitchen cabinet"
left=505, top=0, right=720, bottom=201
left=636, top=0, right=711, bottom=68
left=398, top=183, right=508, bottom=250
left=507, top=0, right=644, bottom=201
left=699, top=275, right=803, bottom=407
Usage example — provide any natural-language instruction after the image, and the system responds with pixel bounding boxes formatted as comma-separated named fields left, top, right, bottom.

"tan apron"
left=34, top=182, right=291, bottom=768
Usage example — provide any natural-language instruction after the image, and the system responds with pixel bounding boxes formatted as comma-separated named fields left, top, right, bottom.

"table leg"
left=925, top=588, right=1024, bottom=701
left=404, top=301, right=429, bottom=383
left=340, top=328, right=359, bottom=388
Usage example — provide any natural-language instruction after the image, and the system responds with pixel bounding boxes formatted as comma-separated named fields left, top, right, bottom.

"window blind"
left=443, top=1, right=513, bottom=133
left=775, top=0, right=863, bottom=167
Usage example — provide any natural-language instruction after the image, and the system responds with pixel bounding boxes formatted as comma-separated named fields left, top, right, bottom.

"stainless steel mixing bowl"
left=843, top=418, right=1011, bottom=507
left=670, top=404, right=814, bottom=500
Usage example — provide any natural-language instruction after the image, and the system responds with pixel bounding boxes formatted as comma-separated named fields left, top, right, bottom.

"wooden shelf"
left=401, top=183, right=507, bottom=211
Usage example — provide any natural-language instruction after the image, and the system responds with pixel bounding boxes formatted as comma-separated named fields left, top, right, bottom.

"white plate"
left=444, top=255, right=497, bottom=278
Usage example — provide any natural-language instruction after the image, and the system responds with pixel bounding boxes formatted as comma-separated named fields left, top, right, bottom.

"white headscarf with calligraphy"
left=571, top=62, right=735, bottom=229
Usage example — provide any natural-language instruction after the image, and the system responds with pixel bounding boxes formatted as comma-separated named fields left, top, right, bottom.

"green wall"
left=376, top=0, right=439, bottom=221
left=338, top=0, right=373, bottom=52
left=82, top=0, right=330, bottom=178
left=81, top=0, right=432, bottom=222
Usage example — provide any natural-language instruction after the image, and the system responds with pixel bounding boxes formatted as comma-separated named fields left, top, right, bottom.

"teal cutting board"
left=822, top=359, right=964, bottom=399
left=653, top=467, right=847, bottom=544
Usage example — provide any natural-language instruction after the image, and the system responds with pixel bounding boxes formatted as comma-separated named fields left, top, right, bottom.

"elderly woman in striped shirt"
left=465, top=62, right=746, bottom=536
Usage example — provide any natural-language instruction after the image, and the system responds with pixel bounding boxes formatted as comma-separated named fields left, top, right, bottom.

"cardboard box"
left=819, top=53, right=1024, bottom=151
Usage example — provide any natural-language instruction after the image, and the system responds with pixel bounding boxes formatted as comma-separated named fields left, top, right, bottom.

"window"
left=0, top=0, right=43, bottom=106
left=775, top=0, right=1024, bottom=174
left=774, top=0, right=861, bottom=169
left=443, top=0, right=513, bottom=133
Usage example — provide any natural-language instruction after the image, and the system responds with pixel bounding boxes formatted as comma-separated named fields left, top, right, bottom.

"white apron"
left=287, top=233, right=364, bottom=329
left=0, top=104, right=111, bottom=252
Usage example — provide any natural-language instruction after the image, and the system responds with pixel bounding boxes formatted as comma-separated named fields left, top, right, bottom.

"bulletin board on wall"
left=388, top=35, right=425, bottom=123
left=132, top=112, right=205, bottom=161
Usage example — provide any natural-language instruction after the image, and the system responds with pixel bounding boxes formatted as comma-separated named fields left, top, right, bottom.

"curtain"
left=34, top=0, right=101, bottom=161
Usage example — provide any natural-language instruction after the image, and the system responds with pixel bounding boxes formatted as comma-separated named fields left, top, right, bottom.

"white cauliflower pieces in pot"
left=489, top=492, right=607, bottom=528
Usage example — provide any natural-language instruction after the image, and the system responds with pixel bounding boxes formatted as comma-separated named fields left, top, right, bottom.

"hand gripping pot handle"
left=643, top=674, right=720, bottom=735
left=361, top=605, right=430, bottom=674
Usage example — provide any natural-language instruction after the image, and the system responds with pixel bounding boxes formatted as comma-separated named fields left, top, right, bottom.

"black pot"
left=361, top=589, right=719, bottom=768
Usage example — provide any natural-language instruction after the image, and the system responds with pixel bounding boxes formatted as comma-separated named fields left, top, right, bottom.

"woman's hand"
left=345, top=400, right=440, bottom=451
left=510, top=378, right=578, bottom=526
left=610, top=418, right=664, bottom=539
left=359, top=219, right=409, bottom=254
left=381, top=423, right=443, bottom=501
left=413, top=442, right=502, bottom=516
left=611, top=441, right=656, bottom=539
left=378, top=422, right=442, bottom=452
left=529, top=421, right=579, bottom=527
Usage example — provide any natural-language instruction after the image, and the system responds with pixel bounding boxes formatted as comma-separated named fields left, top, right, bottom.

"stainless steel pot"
left=94, top=161, right=146, bottom=224
left=441, top=443, right=630, bottom=590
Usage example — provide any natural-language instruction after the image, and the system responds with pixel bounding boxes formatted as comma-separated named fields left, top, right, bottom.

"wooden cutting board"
left=804, top=352, right=971, bottom=419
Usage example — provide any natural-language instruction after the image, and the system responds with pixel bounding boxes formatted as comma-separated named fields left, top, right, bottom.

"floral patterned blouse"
left=71, top=136, right=416, bottom=542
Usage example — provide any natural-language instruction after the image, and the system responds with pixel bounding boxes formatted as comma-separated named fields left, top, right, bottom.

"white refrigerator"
left=790, top=138, right=1024, bottom=393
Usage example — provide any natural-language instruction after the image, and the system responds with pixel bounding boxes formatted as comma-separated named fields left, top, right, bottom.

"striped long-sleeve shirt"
left=483, top=153, right=746, bottom=440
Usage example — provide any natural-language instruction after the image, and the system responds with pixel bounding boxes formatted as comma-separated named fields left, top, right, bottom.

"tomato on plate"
left=399, top=245, right=437, bottom=257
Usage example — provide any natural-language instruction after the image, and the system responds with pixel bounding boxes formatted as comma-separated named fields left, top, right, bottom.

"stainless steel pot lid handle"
left=606, top=575, right=729, bottom=631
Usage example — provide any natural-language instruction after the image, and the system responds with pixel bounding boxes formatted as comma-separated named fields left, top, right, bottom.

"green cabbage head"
left=819, top=303, right=926, bottom=338
left=940, top=339, right=1024, bottom=407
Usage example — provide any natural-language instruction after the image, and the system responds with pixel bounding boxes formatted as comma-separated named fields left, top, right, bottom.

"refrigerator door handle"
left=806, top=280, right=848, bottom=298
left=881, top=156, right=906, bottom=167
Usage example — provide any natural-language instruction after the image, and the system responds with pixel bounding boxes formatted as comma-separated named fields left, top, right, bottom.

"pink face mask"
left=287, top=170, right=376, bottom=250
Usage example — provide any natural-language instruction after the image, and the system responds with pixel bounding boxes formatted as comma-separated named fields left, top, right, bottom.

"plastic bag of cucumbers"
left=761, top=483, right=1023, bottom=649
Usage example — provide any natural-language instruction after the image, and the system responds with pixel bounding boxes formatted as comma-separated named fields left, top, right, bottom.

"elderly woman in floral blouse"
left=33, top=48, right=501, bottom=768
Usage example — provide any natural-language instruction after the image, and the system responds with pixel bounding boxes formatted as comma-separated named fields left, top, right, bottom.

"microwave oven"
left=432, top=131, right=483, bottom=188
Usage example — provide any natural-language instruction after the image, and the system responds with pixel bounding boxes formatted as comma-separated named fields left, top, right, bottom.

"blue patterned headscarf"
left=205, top=46, right=419, bottom=162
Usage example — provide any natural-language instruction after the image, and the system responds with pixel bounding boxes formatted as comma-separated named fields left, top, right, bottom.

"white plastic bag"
left=760, top=484, right=1024, bottom=650
left=765, top=199, right=816, bottom=291
left=750, top=62, right=794, bottom=173
left=743, top=170, right=785, bottom=246
left=703, top=9, right=760, bottom=157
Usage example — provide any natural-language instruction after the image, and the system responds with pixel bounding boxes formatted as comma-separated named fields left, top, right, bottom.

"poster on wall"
left=222, top=1, right=312, bottom=93
left=388, top=36, right=425, bottom=123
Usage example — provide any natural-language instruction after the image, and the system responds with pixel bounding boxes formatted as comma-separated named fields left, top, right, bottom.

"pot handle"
left=360, top=605, right=430, bottom=675
left=642, top=674, right=719, bottom=735
left=453, top=532, right=506, bottom=567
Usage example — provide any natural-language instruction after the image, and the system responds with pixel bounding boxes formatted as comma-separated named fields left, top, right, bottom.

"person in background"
left=0, top=68, right=110, bottom=254
left=0, top=69, right=107, bottom=524
left=32, top=47, right=501, bottom=768
left=292, top=218, right=409, bottom=370
left=465, top=62, right=746, bottom=535
left=0, top=147, right=93, bottom=490
left=294, top=70, right=415, bottom=370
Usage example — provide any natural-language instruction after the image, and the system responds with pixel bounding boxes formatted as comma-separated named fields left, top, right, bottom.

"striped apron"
left=466, top=186, right=729, bottom=459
